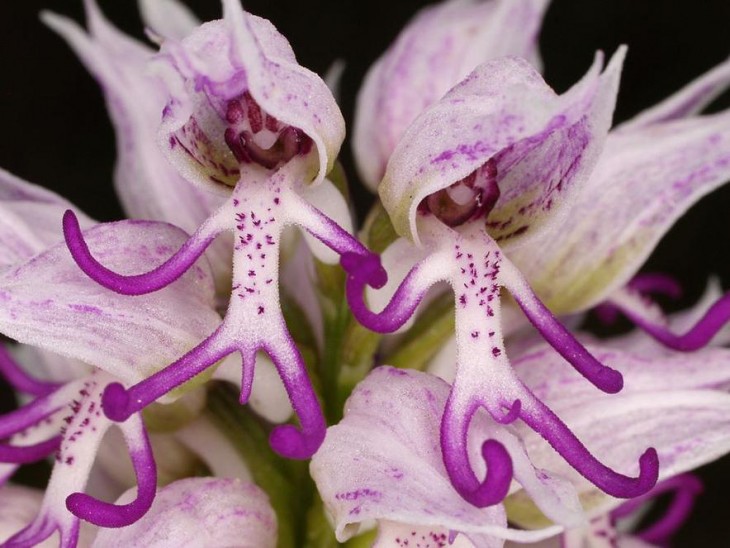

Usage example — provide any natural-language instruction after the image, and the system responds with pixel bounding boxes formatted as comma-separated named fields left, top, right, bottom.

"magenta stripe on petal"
left=63, top=210, right=217, bottom=296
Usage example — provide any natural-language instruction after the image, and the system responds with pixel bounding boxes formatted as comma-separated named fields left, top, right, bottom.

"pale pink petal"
left=0, top=169, right=94, bottom=268
left=511, top=104, right=730, bottom=313
left=311, top=367, right=570, bottom=545
left=0, top=220, right=219, bottom=385
left=379, top=50, right=623, bottom=248
left=91, top=477, right=277, bottom=548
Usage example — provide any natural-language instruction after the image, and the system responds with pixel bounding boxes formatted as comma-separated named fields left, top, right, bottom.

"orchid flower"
left=343, top=48, right=666, bottom=508
left=0, top=169, right=225, bottom=546
left=91, top=477, right=277, bottom=547
left=52, top=0, right=384, bottom=461
left=354, top=0, right=551, bottom=190
left=312, top=329, right=730, bottom=546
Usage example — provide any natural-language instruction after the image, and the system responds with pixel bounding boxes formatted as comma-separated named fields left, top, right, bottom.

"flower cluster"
left=0, top=0, right=729, bottom=546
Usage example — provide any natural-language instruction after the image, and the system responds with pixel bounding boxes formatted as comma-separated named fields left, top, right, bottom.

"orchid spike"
left=58, top=0, right=383, bottom=460
left=349, top=50, right=662, bottom=505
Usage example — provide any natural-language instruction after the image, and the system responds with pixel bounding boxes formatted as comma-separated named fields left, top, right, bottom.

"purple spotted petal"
left=43, top=4, right=233, bottom=289
left=354, top=0, right=550, bottom=190
left=379, top=49, right=623, bottom=247
left=91, top=477, right=276, bottom=548
left=311, top=367, right=575, bottom=545
left=0, top=220, right=219, bottom=385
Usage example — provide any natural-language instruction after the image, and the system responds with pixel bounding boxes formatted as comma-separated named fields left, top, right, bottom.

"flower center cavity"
left=422, top=160, right=499, bottom=227
left=224, top=92, right=313, bottom=170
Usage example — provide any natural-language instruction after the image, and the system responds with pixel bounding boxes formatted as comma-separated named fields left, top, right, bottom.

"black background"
left=0, top=0, right=729, bottom=544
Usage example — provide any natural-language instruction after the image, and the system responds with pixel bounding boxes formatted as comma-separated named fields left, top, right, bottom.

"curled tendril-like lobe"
left=346, top=223, right=657, bottom=506
left=440, top=400, right=513, bottom=507
left=62, top=209, right=222, bottom=296
left=66, top=420, right=157, bottom=527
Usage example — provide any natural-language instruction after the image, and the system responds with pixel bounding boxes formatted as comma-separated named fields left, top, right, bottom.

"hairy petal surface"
left=0, top=220, right=218, bottom=385
left=380, top=50, right=623, bottom=247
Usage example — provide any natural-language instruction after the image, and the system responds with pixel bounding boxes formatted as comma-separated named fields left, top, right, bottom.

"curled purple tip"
left=340, top=251, right=388, bottom=289
left=450, top=438, right=513, bottom=508
left=102, top=382, right=132, bottom=423
left=62, top=209, right=215, bottom=296
left=68, top=419, right=157, bottom=527
left=628, top=273, right=683, bottom=300
left=269, top=423, right=326, bottom=460
left=441, top=400, right=513, bottom=507
left=634, top=473, right=703, bottom=544
left=0, top=436, right=61, bottom=463
left=495, top=399, right=521, bottom=424
left=521, top=394, right=658, bottom=498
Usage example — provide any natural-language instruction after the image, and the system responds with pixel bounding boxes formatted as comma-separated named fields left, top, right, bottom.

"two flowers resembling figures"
left=1, top=0, right=730, bottom=546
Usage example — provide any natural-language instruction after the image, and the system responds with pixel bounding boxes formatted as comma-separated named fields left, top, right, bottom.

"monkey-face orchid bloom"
left=313, top=334, right=730, bottom=546
left=354, top=0, right=551, bottom=190
left=55, top=0, right=384, bottom=462
left=0, top=170, right=223, bottom=546
left=341, top=49, right=666, bottom=508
